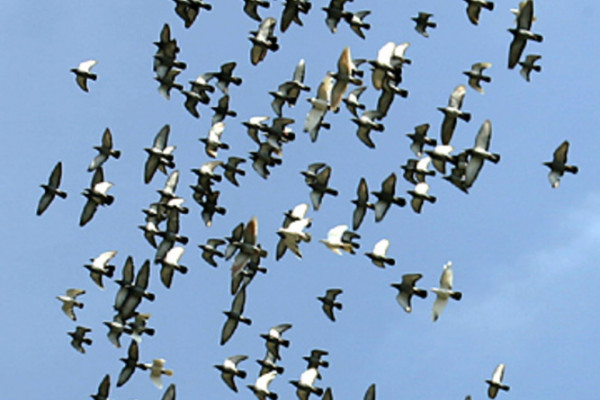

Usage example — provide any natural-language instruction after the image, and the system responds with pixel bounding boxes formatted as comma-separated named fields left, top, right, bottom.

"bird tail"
left=178, top=265, right=189, bottom=274
left=145, top=328, right=156, bottom=336
left=164, top=369, right=174, bottom=377
left=533, top=65, right=542, bottom=72
left=105, top=265, right=115, bottom=278
left=113, top=150, right=121, bottom=159
left=84, top=338, right=93, bottom=345
left=241, top=317, right=252, bottom=326
left=57, top=191, right=68, bottom=199
left=314, top=388, right=324, bottom=396
left=393, top=197, right=407, bottom=207
left=385, top=258, right=396, bottom=266
left=334, top=302, right=343, bottom=310
left=459, top=112, right=471, bottom=122
left=179, top=236, right=190, bottom=245
left=482, top=76, right=492, bottom=83
left=281, top=339, right=290, bottom=348
left=105, top=195, right=115, bottom=205
left=237, top=370, right=247, bottom=379
left=267, top=393, right=278, bottom=400
left=566, top=165, right=579, bottom=174
left=450, top=291, right=462, bottom=301
left=145, top=292, right=156, bottom=302
left=532, top=33, right=543, bottom=42
left=490, top=153, right=501, bottom=164
left=484, top=2, right=494, bottom=11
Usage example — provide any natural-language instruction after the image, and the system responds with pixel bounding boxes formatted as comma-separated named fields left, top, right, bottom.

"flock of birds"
left=36, top=1, right=579, bottom=399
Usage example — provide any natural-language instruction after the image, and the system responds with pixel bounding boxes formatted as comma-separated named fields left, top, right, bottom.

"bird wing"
left=448, top=85, right=466, bottom=108
left=553, top=140, right=569, bottom=164
left=464, top=156, right=483, bottom=187
left=432, top=294, right=448, bottom=321
left=356, top=125, right=375, bottom=148
left=352, top=204, right=366, bottom=231
left=37, top=191, right=54, bottom=216
left=372, top=238, right=389, bottom=257
left=466, top=3, right=481, bottom=25
left=79, top=199, right=98, bottom=226
left=220, top=315, right=240, bottom=345
left=374, top=200, right=391, bottom=222
left=508, top=35, right=526, bottom=69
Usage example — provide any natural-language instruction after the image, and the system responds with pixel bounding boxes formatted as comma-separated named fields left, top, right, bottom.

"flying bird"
left=372, top=173, right=405, bottom=222
left=199, top=238, right=226, bottom=267
left=210, top=62, right=243, bottom=94
left=243, top=0, right=270, bottom=22
left=68, top=326, right=92, bottom=353
left=508, top=0, right=543, bottom=69
left=464, top=0, right=494, bottom=25
left=221, top=286, right=251, bottom=345
left=412, top=12, right=436, bottom=37
left=173, top=0, right=212, bottom=28
left=88, top=128, right=121, bottom=171
left=407, top=182, right=436, bottom=213
left=486, top=363, right=510, bottom=399
left=543, top=140, right=578, bottom=188
left=391, top=274, right=428, bottom=313
left=320, top=224, right=358, bottom=255
left=249, top=17, right=279, bottom=66
left=351, top=177, right=373, bottom=230
left=352, top=110, right=384, bottom=149
left=260, top=323, right=292, bottom=361
left=37, top=161, right=67, bottom=216
left=220, top=156, right=246, bottom=186
left=342, top=10, right=371, bottom=39
left=330, top=47, right=363, bottom=112
left=406, top=123, right=436, bottom=157
left=84, top=250, right=117, bottom=289
left=438, top=84, right=471, bottom=145
left=289, top=367, right=324, bottom=400
left=303, top=349, right=329, bottom=369
left=431, top=261, right=462, bottom=322
left=90, top=374, right=110, bottom=400
left=463, top=62, right=492, bottom=94
left=365, top=238, right=395, bottom=268
left=57, top=288, right=85, bottom=321
left=159, top=246, right=188, bottom=288
left=71, top=60, right=97, bottom=92
left=144, top=124, right=176, bottom=184
left=306, top=165, right=338, bottom=210
left=305, top=74, right=333, bottom=142
left=214, top=355, right=248, bottom=392
left=80, top=167, right=114, bottom=226
left=281, top=0, right=312, bottom=32
left=519, top=54, right=542, bottom=81
left=140, top=358, right=174, bottom=390
left=464, top=119, right=500, bottom=187
left=342, top=86, right=367, bottom=117
left=247, top=370, right=278, bottom=400
left=317, top=289, right=343, bottom=321
left=201, top=121, right=229, bottom=158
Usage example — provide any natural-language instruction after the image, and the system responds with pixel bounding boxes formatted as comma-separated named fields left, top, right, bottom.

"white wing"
left=372, top=238, right=389, bottom=257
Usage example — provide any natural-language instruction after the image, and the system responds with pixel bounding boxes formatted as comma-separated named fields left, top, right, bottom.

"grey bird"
left=199, top=238, right=226, bottom=267
left=243, top=0, right=270, bottom=22
left=210, top=62, right=243, bottom=94
left=37, top=161, right=67, bottom=216
left=159, top=246, right=188, bottom=288
left=438, top=85, right=471, bottom=145
left=365, top=238, right=395, bottom=268
left=463, top=62, right=492, bottom=94
left=464, top=0, right=494, bottom=25
left=486, top=363, right=510, bottom=399
left=342, top=10, right=371, bottom=39
left=304, top=74, right=333, bottom=142
left=260, top=323, right=292, bottom=361
left=375, top=76, right=408, bottom=119
left=68, top=326, right=92, bottom=353
left=173, top=0, right=212, bottom=28
left=342, top=86, right=367, bottom=117
left=281, top=0, right=312, bottom=32
left=301, top=162, right=327, bottom=184
left=221, top=286, right=252, bottom=345
left=270, top=59, right=310, bottom=116
left=127, top=313, right=155, bottom=343
left=88, top=128, right=121, bottom=171
left=248, top=370, right=278, bottom=400
left=116, top=260, right=155, bottom=321
left=155, top=209, right=189, bottom=264
left=317, top=289, right=343, bottom=321
left=214, top=355, right=248, bottom=392
left=201, top=121, right=229, bottom=158
left=406, top=123, right=436, bottom=157
left=80, top=167, right=114, bottom=226
left=543, top=140, right=578, bottom=188
left=412, top=12, right=436, bottom=37
left=508, top=0, right=543, bottom=69
left=372, top=173, right=406, bottom=222
left=71, top=60, right=97, bottom=92
left=443, top=165, right=470, bottom=194
left=351, top=177, right=373, bottom=230
left=189, top=72, right=215, bottom=99
left=191, top=160, right=222, bottom=195
left=390, top=273, right=428, bottom=313
left=155, top=67, right=184, bottom=100
left=230, top=216, right=268, bottom=276
left=465, top=119, right=500, bottom=187
left=90, top=374, right=110, bottom=400
left=144, top=124, right=176, bottom=184
left=114, top=257, right=139, bottom=313
left=330, top=47, right=363, bottom=112
left=84, top=250, right=117, bottom=290
left=249, top=17, right=279, bottom=66
left=352, top=110, right=384, bottom=149
left=220, top=156, right=246, bottom=186
left=364, top=384, right=376, bottom=400
left=181, top=89, right=204, bottom=117
left=289, top=367, right=324, bottom=400
left=322, top=0, right=352, bottom=33
left=103, top=318, right=132, bottom=348
left=401, top=159, right=419, bottom=185
left=257, top=350, right=285, bottom=376
left=307, top=165, right=339, bottom=211
left=303, top=349, right=329, bottom=369
left=162, top=384, right=176, bottom=400
left=211, top=94, right=237, bottom=124
left=431, top=261, right=462, bottom=322
left=250, top=142, right=282, bottom=179
left=199, top=191, right=227, bottom=227
left=519, top=54, right=542, bottom=81
left=231, top=256, right=267, bottom=295
left=407, top=182, right=436, bottom=213
left=57, top=288, right=85, bottom=321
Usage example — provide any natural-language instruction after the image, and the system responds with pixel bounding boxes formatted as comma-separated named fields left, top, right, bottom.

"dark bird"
left=71, top=60, right=97, bottom=92
left=221, top=286, right=251, bottom=345
left=80, top=167, right=114, bottom=226
left=57, top=288, right=85, bottom=321
left=303, top=349, right=329, bottom=369
left=215, top=355, right=248, bottom=392
left=210, top=62, right=243, bottom=94
left=243, top=0, right=270, bottom=22
left=144, top=124, right=176, bottom=184
left=84, top=250, right=117, bottom=290
left=221, top=156, right=246, bottom=186
left=88, top=128, right=121, bottom=171
left=543, top=140, right=578, bottom=188
left=465, top=119, right=500, bottom=187
left=230, top=216, right=267, bottom=276
left=322, top=0, right=352, bottom=33
left=307, top=165, right=338, bottom=210
left=406, top=123, right=436, bottom=157
left=173, top=0, right=212, bottom=28
left=127, top=313, right=155, bottom=343
left=116, top=260, right=155, bottom=321
left=199, top=238, right=226, bottom=267
left=271, top=59, right=310, bottom=115
left=365, top=238, right=395, bottom=268
left=464, top=0, right=494, bottom=25
left=438, top=84, right=471, bottom=145
left=351, top=177, right=373, bottom=231
left=103, top=318, right=132, bottom=349
left=463, top=62, right=492, bottom=94
left=249, top=17, right=279, bottom=66
left=486, top=363, right=510, bottom=399
left=211, top=94, right=237, bottom=124
left=162, top=384, right=176, bottom=400
left=90, top=374, right=110, bottom=400
left=281, top=0, right=312, bottom=32
left=37, top=161, right=67, bottom=216
left=181, top=87, right=207, bottom=118
left=519, top=54, right=542, bottom=81
left=155, top=208, right=189, bottom=263
left=342, top=86, right=367, bottom=117
left=352, top=110, right=384, bottom=149
left=68, top=326, right=92, bottom=353
left=342, top=10, right=371, bottom=39
left=317, top=289, right=343, bottom=321
left=199, top=191, right=227, bottom=227
left=372, top=173, right=405, bottom=222
left=375, top=76, right=408, bottom=119
left=364, top=384, right=376, bottom=400
left=250, top=141, right=282, bottom=179
left=412, top=12, right=436, bottom=37
left=391, top=273, right=428, bottom=313
left=508, top=0, right=543, bottom=69
left=155, top=67, right=184, bottom=100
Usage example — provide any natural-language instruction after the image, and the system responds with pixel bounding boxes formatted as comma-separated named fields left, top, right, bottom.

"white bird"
left=486, top=363, right=510, bottom=398
left=465, top=119, right=500, bottom=187
left=319, top=225, right=356, bottom=255
left=71, top=60, right=97, bottom=92
left=159, top=246, right=188, bottom=288
left=425, top=144, right=456, bottom=174
left=407, top=182, right=436, bottom=214
left=248, top=370, right=278, bottom=400
left=330, top=47, right=362, bottom=112
left=543, top=140, right=578, bottom=188
left=57, top=289, right=85, bottom=320
left=305, top=74, right=333, bottom=142
left=431, top=261, right=462, bottom=321
left=84, top=250, right=117, bottom=289
left=438, top=84, right=471, bottom=145
left=365, top=239, right=395, bottom=268
left=290, top=367, right=324, bottom=400
left=276, top=217, right=312, bottom=260
left=140, top=358, right=174, bottom=390
left=201, top=121, right=229, bottom=158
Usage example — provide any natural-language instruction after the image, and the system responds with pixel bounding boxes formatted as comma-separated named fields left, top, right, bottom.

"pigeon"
left=407, top=182, right=436, bottom=213
left=221, top=286, right=251, bottom=345
left=113, top=257, right=135, bottom=314
left=153, top=24, right=185, bottom=77
left=372, top=173, right=405, bottom=222
left=230, top=217, right=268, bottom=276
left=322, top=0, right=352, bottom=33
left=191, top=160, right=223, bottom=194
left=412, top=12, right=436, bottom=37
left=159, top=246, right=188, bottom=288
left=508, top=0, right=543, bottom=69
left=155, top=67, right=184, bottom=100
left=57, top=289, right=85, bottom=320
left=140, top=358, right=174, bottom=390
left=198, top=191, right=226, bottom=227
left=249, top=17, right=279, bottom=66
left=260, top=324, right=292, bottom=361
left=352, top=110, right=384, bottom=149
left=247, top=370, right=278, bottom=400
left=486, top=363, right=510, bottom=399
left=88, top=128, right=121, bottom=171
left=243, top=0, right=270, bottom=22
left=519, top=54, right=542, bottom=81
left=84, top=250, right=117, bottom=290
left=214, top=355, right=248, bottom=392
left=543, top=140, right=578, bottom=188
left=464, top=0, right=494, bottom=25
left=71, top=60, right=97, bottom=92
left=375, top=76, right=409, bottom=119
left=425, top=144, right=456, bottom=174
left=330, top=47, right=363, bottom=112
left=281, top=0, right=312, bottom=32
left=201, top=121, right=229, bottom=158
left=199, top=238, right=226, bottom=267
left=301, top=162, right=327, bottom=184
left=391, top=273, right=428, bottom=313
left=365, top=238, right=395, bottom=268
left=103, top=318, right=132, bottom=348
left=211, top=94, right=237, bottom=124
left=144, top=124, right=176, bottom=184
left=320, top=225, right=356, bottom=255
left=220, top=157, right=246, bottom=186
left=270, top=59, right=310, bottom=116
left=210, top=62, right=243, bottom=94
left=342, top=10, right=371, bottom=39
left=68, top=326, right=92, bottom=353
left=305, top=74, right=333, bottom=142
left=127, top=313, right=155, bottom=343
left=438, top=85, right=471, bottom=145
left=37, top=161, right=67, bottom=216
left=307, top=165, right=338, bottom=210
left=289, top=367, right=324, bottom=400
left=80, top=167, right=114, bottom=226
left=276, top=216, right=312, bottom=260
left=116, top=260, right=155, bottom=321
left=342, top=86, right=367, bottom=117
left=162, top=384, right=176, bottom=400
left=443, top=164, right=470, bottom=194
left=465, top=119, right=500, bottom=187
left=244, top=116, right=271, bottom=145
left=369, top=42, right=397, bottom=90
left=317, top=289, right=343, bottom=321
left=155, top=209, right=189, bottom=263
left=431, top=261, right=462, bottom=322
left=303, top=349, right=329, bottom=369
left=463, top=62, right=492, bottom=94
left=406, top=123, right=436, bottom=157
left=173, top=0, right=212, bottom=28
left=257, top=351, right=285, bottom=376
left=250, top=142, right=282, bottom=179
left=180, top=87, right=207, bottom=118
left=351, top=177, right=373, bottom=230
left=364, top=384, right=376, bottom=400
left=90, top=374, right=110, bottom=400
left=188, top=72, right=215, bottom=99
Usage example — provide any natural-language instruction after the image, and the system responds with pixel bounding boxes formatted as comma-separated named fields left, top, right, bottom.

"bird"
left=257, top=350, right=285, bottom=376
left=303, top=349, right=329, bottom=369
left=351, top=177, right=373, bottom=230
left=71, top=60, right=97, bottom=92
left=352, top=110, right=384, bottom=149
left=463, top=62, right=492, bottom=94
left=173, top=0, right=212, bottom=28
left=127, top=313, right=155, bottom=343
left=250, top=141, right=282, bottom=179
left=220, top=156, right=246, bottom=186
left=519, top=54, right=542, bottom=81
left=342, top=10, right=371, bottom=39
left=103, top=318, right=132, bottom=348
left=210, top=62, right=243, bottom=94
left=144, top=124, right=176, bottom=184
left=363, top=384, right=376, bottom=400
left=140, top=358, right=174, bottom=390
left=117, top=340, right=143, bottom=386
left=486, top=363, right=510, bottom=399
left=317, top=289, right=343, bottom=321
left=90, top=374, right=110, bottom=400
left=301, top=162, right=327, bottom=184
left=543, top=140, right=578, bottom=188
left=80, top=167, right=114, bottom=226
left=431, top=261, right=462, bottom=321
left=281, top=0, right=312, bottom=32
left=375, top=76, right=409, bottom=119
left=289, top=367, right=324, bottom=400
left=88, top=128, right=121, bottom=171
left=276, top=216, right=312, bottom=260
left=412, top=12, right=436, bottom=37
left=211, top=94, right=237, bottom=124
left=464, top=0, right=494, bottom=25
left=201, top=121, right=229, bottom=158
left=260, top=324, right=292, bottom=361
left=365, top=238, right=395, bottom=268
left=438, top=84, right=471, bottom=145
left=372, top=173, right=405, bottom=222
left=247, top=370, right=278, bottom=400
left=84, top=250, right=117, bottom=289
left=320, top=225, right=357, bottom=255
left=37, top=161, right=67, bottom=216
left=198, top=191, right=227, bottom=227
left=508, top=0, right=543, bottom=69
left=181, top=87, right=207, bottom=118
left=57, top=289, right=85, bottom=320
left=162, top=384, right=176, bottom=400
left=322, top=0, right=352, bottom=33
left=391, top=274, right=428, bottom=313
left=214, top=355, right=248, bottom=392
left=116, top=260, right=155, bottom=321
left=199, top=238, right=226, bottom=267
left=243, top=0, right=270, bottom=22
left=407, top=182, right=437, bottom=213
left=464, top=119, right=500, bottom=187
left=305, top=74, right=333, bottom=142
left=154, top=209, right=188, bottom=264
left=221, top=286, right=251, bottom=345
left=249, top=17, right=279, bottom=66
left=159, top=246, right=188, bottom=288
left=406, top=123, right=436, bottom=157
left=342, top=86, right=367, bottom=117
left=425, top=144, right=456, bottom=174
left=307, top=165, right=338, bottom=210
left=330, top=47, right=363, bottom=112
left=68, top=326, right=92, bottom=353
left=155, top=67, right=184, bottom=100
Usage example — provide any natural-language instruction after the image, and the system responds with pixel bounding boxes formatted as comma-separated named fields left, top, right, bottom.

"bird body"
left=391, top=274, right=427, bottom=313
left=71, top=60, right=97, bottom=92
left=431, top=261, right=462, bottom=321
left=318, top=289, right=343, bottom=321
left=37, top=161, right=67, bottom=216
left=486, top=363, right=510, bottom=398
left=543, top=140, right=578, bottom=188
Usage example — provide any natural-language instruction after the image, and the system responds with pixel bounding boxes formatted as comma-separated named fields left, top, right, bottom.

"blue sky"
left=3, top=1, right=599, bottom=398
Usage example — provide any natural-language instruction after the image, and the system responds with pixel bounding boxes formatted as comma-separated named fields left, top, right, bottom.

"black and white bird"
left=342, top=86, right=367, bottom=117
left=465, top=119, right=500, bottom=187
left=173, top=0, right=212, bottom=28
left=199, top=238, right=226, bottom=267
left=303, top=349, right=329, bottom=369
left=84, top=250, right=117, bottom=289
left=372, top=173, right=405, bottom=222
left=257, top=349, right=285, bottom=376
left=249, top=17, right=279, bottom=66
left=406, top=123, right=436, bottom=157
left=88, top=128, right=121, bottom=171
left=260, top=323, right=292, bottom=360
left=463, top=62, right=492, bottom=94
left=276, top=212, right=312, bottom=260
left=221, top=286, right=251, bottom=345
left=431, top=261, right=462, bottom=322
left=248, top=370, right=278, bottom=400
left=37, top=161, right=67, bottom=216
left=270, top=59, right=310, bottom=116
left=281, top=0, right=312, bottom=32
left=201, top=122, right=229, bottom=158
left=68, top=326, right=92, bottom=353
left=243, top=0, right=270, bottom=21
left=214, top=355, right=248, bottom=392
left=117, top=341, right=144, bottom=387
left=80, top=167, right=114, bottom=226
left=425, top=144, right=456, bottom=174
left=543, top=140, right=578, bottom=188
left=407, top=182, right=436, bottom=213
left=438, top=85, right=471, bottom=145
left=322, top=0, right=352, bottom=33
left=306, top=165, right=338, bottom=210
left=508, top=0, right=543, bottom=69
left=57, top=289, right=85, bottom=320
left=412, top=12, right=436, bottom=37
left=486, top=363, right=510, bottom=399
left=210, top=62, right=243, bottom=94
left=352, top=110, right=384, bottom=149
left=289, top=367, right=324, bottom=400
left=519, top=54, right=542, bottom=81
left=159, top=246, right=188, bottom=288
left=365, top=239, right=395, bottom=268
left=391, top=274, right=428, bottom=313
left=317, top=289, right=343, bottom=321
left=71, top=60, right=97, bottom=92
left=342, top=10, right=371, bottom=39
left=464, top=0, right=494, bottom=25
left=144, top=125, right=176, bottom=184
